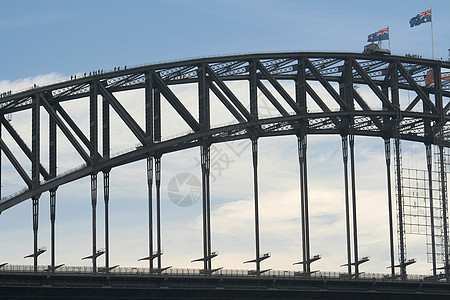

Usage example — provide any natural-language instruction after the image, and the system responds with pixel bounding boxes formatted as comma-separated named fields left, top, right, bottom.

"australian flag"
left=367, top=27, right=389, bottom=42
left=409, top=9, right=432, bottom=27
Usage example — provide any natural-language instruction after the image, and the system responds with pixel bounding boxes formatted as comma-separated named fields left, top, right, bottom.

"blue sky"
left=0, top=0, right=449, bottom=275
left=1, top=0, right=449, bottom=80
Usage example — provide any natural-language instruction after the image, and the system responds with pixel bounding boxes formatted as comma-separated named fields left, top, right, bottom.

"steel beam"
left=439, top=143, right=449, bottom=280
left=341, top=135, right=352, bottom=276
left=90, top=174, right=98, bottom=272
left=384, top=139, right=395, bottom=277
left=351, top=59, right=393, bottom=110
left=0, top=138, right=32, bottom=188
left=394, top=137, right=406, bottom=278
left=397, top=63, right=437, bottom=114
left=200, top=144, right=211, bottom=272
left=98, top=84, right=147, bottom=145
left=349, top=135, right=359, bottom=277
left=426, top=144, right=437, bottom=276
left=146, top=156, right=154, bottom=271
left=298, top=130, right=311, bottom=273
left=49, top=104, right=57, bottom=271
left=252, top=139, right=261, bottom=274
left=304, top=58, right=348, bottom=111
left=256, top=60, right=301, bottom=114
left=152, top=72, right=200, bottom=132
left=103, top=171, right=110, bottom=271
left=55, top=103, right=91, bottom=149
left=155, top=156, right=162, bottom=270
left=1, top=117, right=50, bottom=180
left=40, top=94, right=91, bottom=163
left=49, top=190, right=56, bottom=271
left=32, top=197, right=39, bottom=272
left=257, top=81, right=290, bottom=117
left=32, top=94, right=40, bottom=272
left=209, top=83, right=246, bottom=123
left=154, top=88, right=161, bottom=142
left=145, top=72, right=154, bottom=143
left=205, top=64, right=253, bottom=122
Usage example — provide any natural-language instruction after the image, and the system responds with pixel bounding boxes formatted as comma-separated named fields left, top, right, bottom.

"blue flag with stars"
left=409, top=9, right=432, bottom=27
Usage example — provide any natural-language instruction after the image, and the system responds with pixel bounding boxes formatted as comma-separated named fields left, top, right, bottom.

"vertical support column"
left=103, top=171, right=110, bottom=271
left=426, top=144, right=437, bottom=276
left=49, top=190, right=56, bottom=270
left=153, top=86, right=161, bottom=144
left=296, top=58, right=308, bottom=274
left=102, top=82, right=111, bottom=272
left=199, top=63, right=212, bottom=272
left=296, top=57, right=307, bottom=114
left=349, top=135, right=359, bottom=277
left=298, top=130, right=310, bottom=273
left=252, top=138, right=261, bottom=274
left=391, top=61, right=406, bottom=278
left=200, top=144, right=211, bottom=272
left=341, top=136, right=352, bottom=276
left=439, top=144, right=449, bottom=280
left=32, top=197, right=39, bottom=272
left=90, top=82, right=98, bottom=273
left=91, top=173, right=97, bottom=272
left=49, top=98, right=57, bottom=271
left=145, top=71, right=154, bottom=144
left=145, top=71, right=154, bottom=271
left=394, top=137, right=406, bottom=278
left=155, top=156, right=162, bottom=270
left=384, top=139, right=395, bottom=277
left=0, top=122, right=2, bottom=201
left=147, top=157, right=154, bottom=271
left=249, top=59, right=258, bottom=117
left=153, top=78, right=162, bottom=272
left=298, top=135, right=307, bottom=273
left=435, top=64, right=448, bottom=281
left=31, top=94, right=40, bottom=272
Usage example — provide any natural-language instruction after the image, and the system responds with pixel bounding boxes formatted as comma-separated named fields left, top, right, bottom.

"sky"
left=0, top=0, right=449, bottom=276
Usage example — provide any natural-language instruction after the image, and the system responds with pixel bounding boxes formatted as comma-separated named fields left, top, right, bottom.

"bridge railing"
left=0, top=264, right=433, bottom=282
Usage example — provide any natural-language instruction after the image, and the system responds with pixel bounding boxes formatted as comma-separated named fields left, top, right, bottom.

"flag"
left=409, top=9, right=432, bottom=27
left=367, top=27, right=389, bottom=42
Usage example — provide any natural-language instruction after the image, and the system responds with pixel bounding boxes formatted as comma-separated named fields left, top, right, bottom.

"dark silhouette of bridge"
left=0, top=52, right=450, bottom=298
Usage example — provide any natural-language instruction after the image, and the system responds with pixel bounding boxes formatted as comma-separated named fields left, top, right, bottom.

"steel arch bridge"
left=0, top=52, right=450, bottom=282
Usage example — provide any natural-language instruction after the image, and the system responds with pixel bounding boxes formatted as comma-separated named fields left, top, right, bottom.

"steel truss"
left=0, top=52, right=449, bottom=278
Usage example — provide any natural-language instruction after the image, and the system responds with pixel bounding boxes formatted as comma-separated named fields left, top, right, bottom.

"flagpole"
left=388, top=26, right=391, bottom=52
left=431, top=8, right=435, bottom=59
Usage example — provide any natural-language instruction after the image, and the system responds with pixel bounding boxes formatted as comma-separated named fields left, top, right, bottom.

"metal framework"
left=0, top=52, right=449, bottom=279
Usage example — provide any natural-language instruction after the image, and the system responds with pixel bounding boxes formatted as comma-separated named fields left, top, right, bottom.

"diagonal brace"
left=397, top=63, right=437, bottom=114
left=305, top=58, right=348, bottom=111
left=98, top=84, right=148, bottom=145
left=0, top=116, right=50, bottom=180
left=40, top=94, right=91, bottom=164
left=210, top=83, right=247, bottom=123
left=352, top=59, right=394, bottom=110
left=352, top=88, right=383, bottom=130
left=205, top=64, right=253, bottom=122
left=257, top=80, right=290, bottom=117
left=55, top=103, right=91, bottom=149
left=0, top=138, right=32, bottom=187
left=152, top=73, right=200, bottom=132
left=256, top=60, right=301, bottom=114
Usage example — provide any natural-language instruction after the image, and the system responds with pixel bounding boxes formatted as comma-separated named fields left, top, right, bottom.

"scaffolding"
left=395, top=144, right=449, bottom=265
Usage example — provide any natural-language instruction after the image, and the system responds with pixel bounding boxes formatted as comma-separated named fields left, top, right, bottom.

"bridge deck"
left=1, top=266, right=450, bottom=299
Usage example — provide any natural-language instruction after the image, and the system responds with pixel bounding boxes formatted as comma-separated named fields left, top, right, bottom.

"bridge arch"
left=0, top=52, right=449, bottom=278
